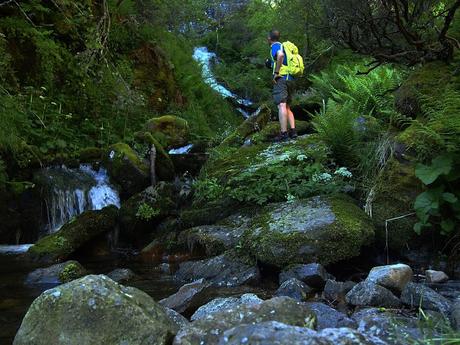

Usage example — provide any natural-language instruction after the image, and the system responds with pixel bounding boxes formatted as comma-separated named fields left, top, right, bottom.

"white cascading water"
left=39, top=164, right=120, bottom=234
left=193, top=47, right=253, bottom=117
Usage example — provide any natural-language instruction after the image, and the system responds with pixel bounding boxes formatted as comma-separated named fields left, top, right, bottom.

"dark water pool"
left=0, top=253, right=181, bottom=344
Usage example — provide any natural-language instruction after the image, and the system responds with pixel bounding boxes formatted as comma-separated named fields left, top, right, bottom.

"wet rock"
left=119, top=184, right=177, bottom=243
left=27, top=206, right=118, bottom=263
left=242, top=195, right=374, bottom=267
left=103, top=143, right=150, bottom=197
left=304, top=302, right=356, bottom=330
left=366, top=264, right=413, bottom=293
left=425, top=270, right=449, bottom=284
left=346, top=281, right=401, bottom=308
left=452, top=299, right=460, bottom=330
left=401, top=282, right=451, bottom=316
left=172, top=297, right=316, bottom=345
left=353, top=308, right=426, bottom=344
left=220, top=322, right=382, bottom=345
left=13, top=275, right=179, bottom=345
left=178, top=223, right=245, bottom=257
left=106, top=268, right=137, bottom=283
left=174, top=253, right=260, bottom=287
left=164, top=307, right=190, bottom=330
left=279, top=263, right=328, bottom=289
left=159, top=279, right=210, bottom=314
left=25, top=261, right=86, bottom=285
left=274, top=278, right=313, bottom=301
left=323, top=280, right=356, bottom=303
left=145, top=115, right=190, bottom=149
left=191, top=294, right=263, bottom=321
left=219, top=321, right=318, bottom=345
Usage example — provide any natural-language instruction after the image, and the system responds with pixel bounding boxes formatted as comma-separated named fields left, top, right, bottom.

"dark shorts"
left=273, top=79, right=295, bottom=105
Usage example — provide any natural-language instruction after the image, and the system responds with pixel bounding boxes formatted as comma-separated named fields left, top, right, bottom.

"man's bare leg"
left=287, top=105, right=295, bottom=129
left=278, top=102, right=288, bottom=132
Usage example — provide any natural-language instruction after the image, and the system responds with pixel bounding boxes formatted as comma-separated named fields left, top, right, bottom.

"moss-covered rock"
left=248, top=120, right=312, bottom=145
left=14, top=275, right=180, bottom=345
left=219, top=104, right=271, bottom=147
left=241, top=195, right=374, bottom=267
left=78, top=147, right=103, bottom=163
left=28, top=206, right=118, bottom=263
left=103, top=143, right=150, bottom=198
left=145, top=115, right=190, bottom=149
left=118, top=183, right=178, bottom=245
left=135, top=132, right=175, bottom=181
left=25, top=260, right=87, bottom=285
left=370, top=158, right=421, bottom=251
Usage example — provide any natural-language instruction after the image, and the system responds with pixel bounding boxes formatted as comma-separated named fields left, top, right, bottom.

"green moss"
left=28, top=206, right=118, bottom=263
left=145, top=115, right=190, bottom=149
left=78, top=147, right=103, bottom=162
left=58, top=261, right=86, bottom=283
left=371, top=158, right=421, bottom=251
left=249, top=120, right=312, bottom=145
left=241, top=195, right=375, bottom=267
left=134, top=132, right=175, bottom=180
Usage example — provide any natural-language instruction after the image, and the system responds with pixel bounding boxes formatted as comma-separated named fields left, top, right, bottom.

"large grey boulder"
left=173, top=297, right=316, bottom=345
left=191, top=294, right=263, bottom=321
left=304, top=302, right=356, bottom=330
left=14, top=275, right=179, bottom=345
left=346, top=281, right=401, bottom=308
left=219, top=322, right=383, bottom=345
left=159, top=279, right=210, bottom=314
left=241, top=196, right=375, bottom=267
left=174, top=253, right=260, bottom=287
left=25, top=261, right=86, bottom=285
left=366, top=264, right=413, bottom=293
left=275, top=278, right=314, bottom=301
left=401, top=282, right=452, bottom=316
left=279, top=263, right=328, bottom=289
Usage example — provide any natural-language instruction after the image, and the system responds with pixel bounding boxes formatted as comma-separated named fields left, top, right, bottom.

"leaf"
left=414, top=188, right=443, bottom=213
left=414, top=222, right=424, bottom=235
left=442, top=192, right=458, bottom=204
left=440, top=219, right=455, bottom=234
left=415, top=155, right=453, bottom=185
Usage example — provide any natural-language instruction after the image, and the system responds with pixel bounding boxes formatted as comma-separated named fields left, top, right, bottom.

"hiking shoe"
left=289, top=128, right=298, bottom=139
left=273, top=131, right=289, bottom=142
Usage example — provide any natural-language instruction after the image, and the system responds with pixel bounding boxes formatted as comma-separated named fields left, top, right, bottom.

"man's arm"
left=274, top=49, right=285, bottom=76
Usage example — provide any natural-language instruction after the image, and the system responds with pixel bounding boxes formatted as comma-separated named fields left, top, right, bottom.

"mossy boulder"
left=248, top=120, right=312, bottom=145
left=219, top=104, right=271, bottom=147
left=103, top=143, right=150, bottom=198
left=145, top=115, right=190, bottom=149
left=78, top=147, right=103, bottom=163
left=119, top=183, right=178, bottom=245
left=241, top=195, right=374, bottom=267
left=135, top=132, right=175, bottom=181
left=370, top=158, right=421, bottom=252
left=25, top=260, right=87, bottom=285
left=28, top=206, right=118, bottom=263
left=14, top=275, right=180, bottom=345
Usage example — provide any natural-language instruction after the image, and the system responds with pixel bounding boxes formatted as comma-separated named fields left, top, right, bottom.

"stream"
left=0, top=47, right=259, bottom=344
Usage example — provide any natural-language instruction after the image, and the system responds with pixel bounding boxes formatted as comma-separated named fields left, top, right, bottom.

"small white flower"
left=286, top=193, right=296, bottom=203
left=312, top=172, right=332, bottom=183
left=334, top=167, right=353, bottom=178
left=51, top=101, right=57, bottom=106
left=39, top=95, right=45, bottom=100
left=296, top=154, right=307, bottom=161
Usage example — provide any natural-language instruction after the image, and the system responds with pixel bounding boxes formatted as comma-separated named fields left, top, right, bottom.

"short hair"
left=269, top=30, right=280, bottom=41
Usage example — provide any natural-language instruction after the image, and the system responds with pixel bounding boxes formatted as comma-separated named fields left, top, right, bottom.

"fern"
left=312, top=100, right=360, bottom=166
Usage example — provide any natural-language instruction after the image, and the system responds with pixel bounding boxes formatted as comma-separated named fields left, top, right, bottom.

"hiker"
left=267, top=30, right=304, bottom=142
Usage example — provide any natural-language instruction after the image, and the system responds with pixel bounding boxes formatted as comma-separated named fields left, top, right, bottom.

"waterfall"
left=193, top=47, right=253, bottom=116
left=37, top=164, right=120, bottom=235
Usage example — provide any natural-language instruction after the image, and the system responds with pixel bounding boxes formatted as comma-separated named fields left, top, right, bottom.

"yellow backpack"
left=282, top=41, right=304, bottom=77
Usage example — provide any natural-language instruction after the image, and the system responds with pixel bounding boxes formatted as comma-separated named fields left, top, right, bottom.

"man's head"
left=267, top=30, right=280, bottom=45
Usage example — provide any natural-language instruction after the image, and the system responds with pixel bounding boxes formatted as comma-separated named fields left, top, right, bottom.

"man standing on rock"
left=267, top=30, right=298, bottom=142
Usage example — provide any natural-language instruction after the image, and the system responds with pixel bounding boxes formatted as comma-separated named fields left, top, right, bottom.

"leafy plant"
left=414, top=154, right=460, bottom=235
left=136, top=203, right=160, bottom=221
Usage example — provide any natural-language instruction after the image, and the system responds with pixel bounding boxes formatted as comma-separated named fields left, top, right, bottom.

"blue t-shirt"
left=271, top=42, right=293, bottom=81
